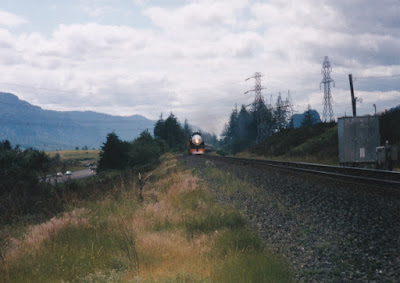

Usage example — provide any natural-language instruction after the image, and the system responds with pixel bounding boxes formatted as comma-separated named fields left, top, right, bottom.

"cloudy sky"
left=1, top=0, right=399, bottom=134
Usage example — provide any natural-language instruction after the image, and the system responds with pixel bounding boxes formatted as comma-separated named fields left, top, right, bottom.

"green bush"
left=0, top=140, right=57, bottom=224
left=128, top=130, right=162, bottom=168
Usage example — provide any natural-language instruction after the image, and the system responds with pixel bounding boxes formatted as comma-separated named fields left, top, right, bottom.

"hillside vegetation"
left=248, top=122, right=338, bottom=164
left=240, top=108, right=400, bottom=165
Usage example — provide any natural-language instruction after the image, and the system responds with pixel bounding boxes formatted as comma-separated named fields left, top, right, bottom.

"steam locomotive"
left=187, top=132, right=205, bottom=155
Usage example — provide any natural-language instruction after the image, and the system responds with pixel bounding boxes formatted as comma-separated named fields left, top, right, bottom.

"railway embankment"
left=184, top=155, right=400, bottom=282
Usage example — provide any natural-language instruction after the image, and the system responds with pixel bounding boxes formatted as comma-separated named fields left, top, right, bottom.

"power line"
left=355, top=74, right=400, bottom=80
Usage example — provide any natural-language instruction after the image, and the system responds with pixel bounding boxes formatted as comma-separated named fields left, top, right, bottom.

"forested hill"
left=0, top=92, right=155, bottom=150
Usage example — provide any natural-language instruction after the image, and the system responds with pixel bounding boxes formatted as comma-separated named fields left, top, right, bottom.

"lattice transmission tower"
left=244, top=72, right=267, bottom=143
left=320, top=56, right=335, bottom=122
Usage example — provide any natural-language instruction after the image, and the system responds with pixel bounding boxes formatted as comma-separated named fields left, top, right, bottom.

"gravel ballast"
left=182, top=155, right=400, bottom=282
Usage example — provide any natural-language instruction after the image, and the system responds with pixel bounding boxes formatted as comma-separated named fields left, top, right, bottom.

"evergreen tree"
left=129, top=130, right=161, bottom=167
left=274, top=93, right=288, bottom=131
left=251, top=100, right=275, bottom=140
left=164, top=113, right=185, bottom=150
left=221, top=105, right=257, bottom=153
left=154, top=113, right=166, bottom=140
left=301, top=104, right=318, bottom=127
left=98, top=132, right=130, bottom=171
left=227, top=106, right=239, bottom=140
left=238, top=105, right=251, bottom=137
left=0, top=140, right=11, bottom=151
left=154, top=112, right=185, bottom=151
left=183, top=118, right=192, bottom=140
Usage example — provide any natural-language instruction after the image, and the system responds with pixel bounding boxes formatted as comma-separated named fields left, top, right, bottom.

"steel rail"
left=205, top=155, right=400, bottom=186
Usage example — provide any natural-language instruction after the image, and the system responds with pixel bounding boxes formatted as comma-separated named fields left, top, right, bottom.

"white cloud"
left=0, top=10, right=28, bottom=27
left=143, top=0, right=247, bottom=35
left=0, top=0, right=399, bottom=133
left=82, top=6, right=115, bottom=17
left=132, top=0, right=149, bottom=7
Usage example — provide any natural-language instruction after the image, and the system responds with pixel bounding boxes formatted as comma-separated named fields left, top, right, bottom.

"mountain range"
left=0, top=92, right=155, bottom=151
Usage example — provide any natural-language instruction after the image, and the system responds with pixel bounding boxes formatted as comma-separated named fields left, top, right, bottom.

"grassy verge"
left=0, top=154, right=292, bottom=282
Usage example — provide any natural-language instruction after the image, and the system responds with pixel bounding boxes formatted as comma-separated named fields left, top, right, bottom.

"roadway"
left=48, top=168, right=96, bottom=185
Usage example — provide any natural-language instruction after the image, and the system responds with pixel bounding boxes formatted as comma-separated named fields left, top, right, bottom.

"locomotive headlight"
left=192, top=134, right=202, bottom=145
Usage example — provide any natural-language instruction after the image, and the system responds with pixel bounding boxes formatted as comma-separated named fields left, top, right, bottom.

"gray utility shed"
left=338, top=116, right=380, bottom=164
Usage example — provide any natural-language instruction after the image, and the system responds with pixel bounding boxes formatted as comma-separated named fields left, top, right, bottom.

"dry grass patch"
left=125, top=163, right=219, bottom=280
left=136, top=231, right=213, bottom=279
left=3, top=208, right=89, bottom=262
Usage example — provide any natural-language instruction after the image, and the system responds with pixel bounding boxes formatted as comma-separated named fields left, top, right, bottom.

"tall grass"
left=1, top=202, right=141, bottom=282
left=5, top=225, right=130, bottom=282
left=0, top=155, right=292, bottom=282
left=212, top=251, right=292, bottom=282
left=182, top=205, right=246, bottom=237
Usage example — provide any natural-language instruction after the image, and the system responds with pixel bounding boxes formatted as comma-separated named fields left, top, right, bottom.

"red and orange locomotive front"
left=187, top=132, right=205, bottom=155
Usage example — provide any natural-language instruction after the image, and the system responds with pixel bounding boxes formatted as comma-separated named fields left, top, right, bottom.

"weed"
left=204, top=167, right=260, bottom=196
left=152, top=217, right=174, bottom=232
left=172, top=189, right=212, bottom=211
left=212, top=252, right=293, bottom=282
left=182, top=205, right=246, bottom=237
left=212, top=228, right=262, bottom=257
left=115, top=216, right=139, bottom=273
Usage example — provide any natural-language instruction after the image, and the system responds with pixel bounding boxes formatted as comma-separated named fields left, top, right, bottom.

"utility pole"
left=348, top=74, right=357, bottom=116
left=320, top=56, right=335, bottom=122
left=245, top=72, right=267, bottom=143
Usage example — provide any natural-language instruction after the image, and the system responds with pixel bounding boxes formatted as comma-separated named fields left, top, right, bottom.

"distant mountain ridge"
left=0, top=92, right=155, bottom=150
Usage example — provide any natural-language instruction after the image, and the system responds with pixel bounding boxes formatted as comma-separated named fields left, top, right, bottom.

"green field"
left=47, top=150, right=100, bottom=162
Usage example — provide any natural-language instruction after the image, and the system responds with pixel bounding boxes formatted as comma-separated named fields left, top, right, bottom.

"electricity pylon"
left=320, top=56, right=335, bottom=122
left=245, top=72, right=267, bottom=143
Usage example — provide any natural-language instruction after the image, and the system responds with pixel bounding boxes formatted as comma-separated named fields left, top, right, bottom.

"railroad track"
left=205, top=155, right=400, bottom=187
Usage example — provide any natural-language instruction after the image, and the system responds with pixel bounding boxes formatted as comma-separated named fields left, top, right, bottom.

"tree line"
left=220, top=92, right=320, bottom=154
left=98, top=112, right=218, bottom=171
